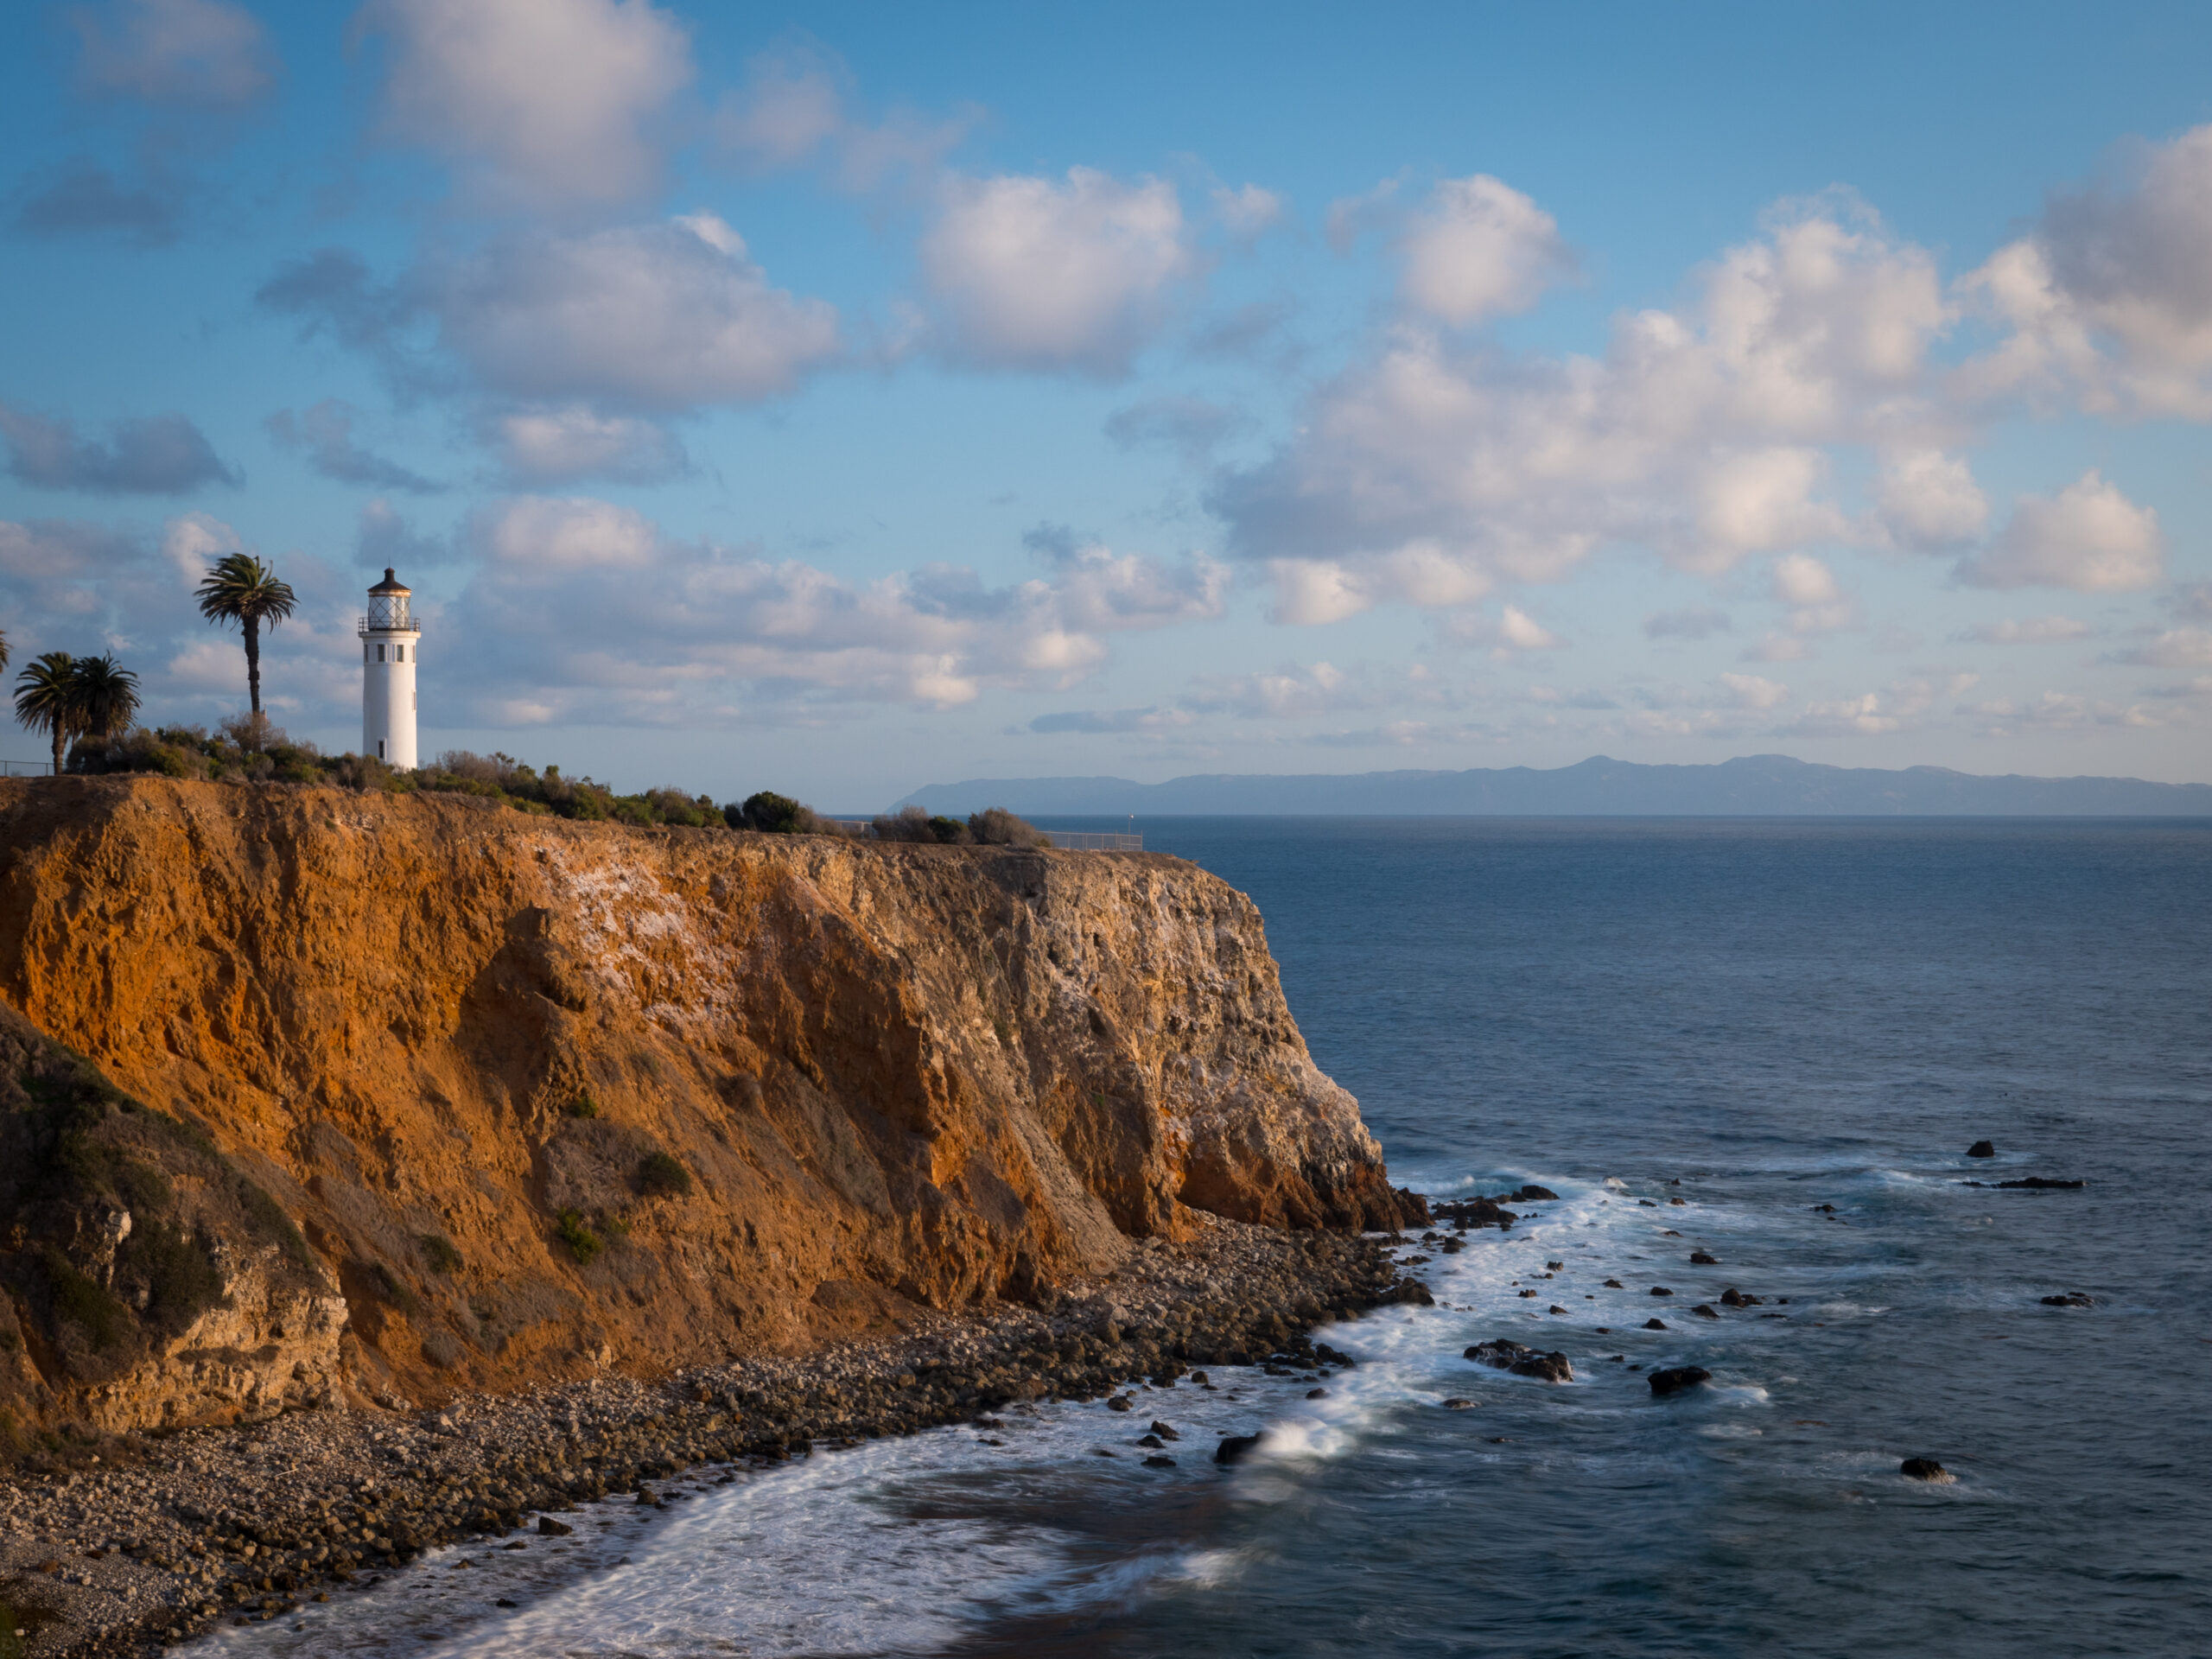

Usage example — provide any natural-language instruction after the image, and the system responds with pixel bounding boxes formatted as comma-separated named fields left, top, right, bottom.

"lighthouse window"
left=377, top=740, right=385, bottom=760
left=376, top=643, right=385, bottom=663
left=395, top=645, right=404, bottom=663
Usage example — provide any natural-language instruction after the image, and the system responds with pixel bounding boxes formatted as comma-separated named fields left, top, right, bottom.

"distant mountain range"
left=900, top=754, right=2212, bottom=817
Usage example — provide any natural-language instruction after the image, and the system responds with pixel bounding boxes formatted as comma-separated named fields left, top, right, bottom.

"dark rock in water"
left=1996, top=1177, right=2085, bottom=1190
left=1719, top=1287, right=1761, bottom=1307
left=1638, top=1199, right=1657, bottom=1207
left=536, top=1517, right=573, bottom=1537
left=1510, top=1184, right=1560, bottom=1203
left=1966, top=1141, right=1996, bottom=1158
left=2040, top=1292, right=2095, bottom=1307
left=1106, top=1395, right=1133, bottom=1412
left=1137, top=1434, right=1164, bottom=1448
left=1384, top=1277, right=1436, bottom=1306
left=1546, top=1260, right=1565, bottom=1270
left=1649, top=1287, right=1675, bottom=1297
left=1604, top=1279, right=1624, bottom=1288
left=1440, top=1397, right=1475, bottom=1409
left=1689, top=1250, right=1719, bottom=1265
left=1648, top=1366, right=1712, bottom=1396
left=1464, top=1339, right=1573, bottom=1382
left=1149, top=1421, right=1180, bottom=1440
left=1142, top=1455, right=1177, bottom=1469
left=1306, top=1387, right=1328, bottom=1399
left=1810, top=1204, right=1835, bottom=1212
left=1215, top=1433, right=1265, bottom=1466
left=1691, top=1304, right=1719, bottom=1319
left=1548, top=1305, right=1567, bottom=1314
left=1644, top=1318, right=1668, bottom=1330
left=1518, top=1288, right=1539, bottom=1299
left=1900, top=1458, right=1955, bottom=1483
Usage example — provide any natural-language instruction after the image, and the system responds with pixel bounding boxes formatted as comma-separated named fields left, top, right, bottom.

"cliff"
left=0, top=778, right=1415, bottom=1444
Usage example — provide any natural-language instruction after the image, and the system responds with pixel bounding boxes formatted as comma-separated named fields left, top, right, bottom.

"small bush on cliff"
left=872, top=804, right=970, bottom=844
left=37, top=1249, right=129, bottom=1351
left=565, top=1094, right=600, bottom=1119
left=967, top=807, right=1053, bottom=849
left=118, top=1217, right=226, bottom=1335
left=554, top=1209, right=603, bottom=1266
left=734, top=791, right=815, bottom=834
left=636, top=1150, right=691, bottom=1198
left=418, top=1233, right=462, bottom=1274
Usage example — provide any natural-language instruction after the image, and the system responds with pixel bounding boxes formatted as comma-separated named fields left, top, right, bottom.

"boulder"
left=1689, top=1251, right=1719, bottom=1265
left=1649, top=1287, right=1675, bottom=1297
left=1690, top=1304, right=1719, bottom=1319
left=1719, top=1287, right=1760, bottom=1307
left=1214, top=1433, right=1265, bottom=1466
left=1464, top=1339, right=1573, bottom=1383
left=2039, top=1292, right=2094, bottom=1308
left=1965, top=1141, right=1995, bottom=1158
left=1995, top=1177, right=2084, bottom=1190
left=1643, top=1318, right=1668, bottom=1330
left=1647, top=1366, right=1711, bottom=1397
left=1899, top=1458, right=1955, bottom=1483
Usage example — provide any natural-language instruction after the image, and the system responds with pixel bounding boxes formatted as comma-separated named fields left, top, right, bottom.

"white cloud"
left=2107, top=626, right=2212, bottom=669
left=1960, top=124, right=2212, bottom=417
left=1956, top=614, right=2090, bottom=645
left=434, top=214, right=840, bottom=410
left=711, top=43, right=974, bottom=191
left=1398, top=175, right=1573, bottom=325
left=1961, top=470, right=2164, bottom=591
left=1877, top=448, right=1988, bottom=550
left=1213, top=183, right=1286, bottom=243
left=920, top=168, right=1197, bottom=374
left=72, top=0, right=276, bottom=107
left=440, top=497, right=1220, bottom=722
left=1772, top=553, right=1840, bottom=606
left=1183, top=660, right=1355, bottom=720
left=364, top=0, right=692, bottom=207
left=159, top=510, right=245, bottom=584
left=1720, top=671, right=1789, bottom=710
left=1497, top=605, right=1560, bottom=650
left=487, top=405, right=685, bottom=483
left=1213, top=206, right=1949, bottom=611
left=0, top=400, right=240, bottom=494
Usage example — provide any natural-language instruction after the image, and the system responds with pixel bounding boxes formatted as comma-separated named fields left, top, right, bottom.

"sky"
left=2, top=0, right=2209, bottom=805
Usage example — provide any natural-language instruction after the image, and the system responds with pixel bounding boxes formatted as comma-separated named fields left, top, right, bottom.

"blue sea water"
left=201, top=818, right=2212, bottom=1659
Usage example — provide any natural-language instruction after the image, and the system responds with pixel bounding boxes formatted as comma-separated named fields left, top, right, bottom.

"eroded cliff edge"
left=0, top=778, right=1416, bottom=1439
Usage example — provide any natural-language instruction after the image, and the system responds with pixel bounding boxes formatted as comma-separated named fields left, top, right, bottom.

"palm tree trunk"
left=50, top=724, right=64, bottom=775
left=245, top=617, right=262, bottom=715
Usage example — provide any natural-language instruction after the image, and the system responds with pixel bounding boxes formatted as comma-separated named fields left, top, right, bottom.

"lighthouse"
left=359, top=567, right=420, bottom=767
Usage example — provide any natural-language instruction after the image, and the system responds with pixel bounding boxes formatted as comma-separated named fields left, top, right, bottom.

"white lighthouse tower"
left=359, top=567, right=420, bottom=767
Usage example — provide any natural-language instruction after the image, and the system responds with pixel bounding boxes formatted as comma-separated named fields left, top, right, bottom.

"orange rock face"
left=0, top=779, right=1414, bottom=1420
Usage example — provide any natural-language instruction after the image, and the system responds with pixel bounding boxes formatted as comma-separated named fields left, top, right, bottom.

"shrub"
left=637, top=1151, right=691, bottom=1199
left=872, top=804, right=969, bottom=844
left=565, top=1094, right=600, bottom=1119
left=418, top=1234, right=463, bottom=1274
left=118, top=1218, right=226, bottom=1335
left=967, top=807, right=1053, bottom=848
left=554, top=1210, right=603, bottom=1266
left=737, top=791, right=815, bottom=834
left=39, top=1249, right=129, bottom=1350
left=371, top=1262, right=423, bottom=1318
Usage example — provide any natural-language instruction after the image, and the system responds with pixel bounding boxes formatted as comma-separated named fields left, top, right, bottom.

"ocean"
left=197, top=817, right=2212, bottom=1658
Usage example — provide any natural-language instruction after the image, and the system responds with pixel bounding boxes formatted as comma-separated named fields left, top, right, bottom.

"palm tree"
left=0, top=629, right=10, bottom=677
left=194, top=553, right=298, bottom=715
left=15, top=652, right=79, bottom=774
left=69, top=655, right=141, bottom=748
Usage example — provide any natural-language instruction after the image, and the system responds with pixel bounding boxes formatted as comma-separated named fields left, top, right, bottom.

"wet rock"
left=1383, top=1277, right=1436, bottom=1306
left=1603, top=1279, right=1624, bottom=1289
left=1649, top=1287, right=1674, bottom=1297
left=1643, top=1319, right=1668, bottom=1331
left=1137, top=1434, right=1165, bottom=1448
left=1464, top=1340, right=1573, bottom=1383
left=1215, top=1433, right=1265, bottom=1466
left=1440, top=1398, right=1475, bottom=1409
left=1995, top=1177, right=2084, bottom=1190
left=1719, top=1287, right=1760, bottom=1307
left=1548, top=1306, right=1567, bottom=1315
left=1142, top=1455, right=1177, bottom=1469
left=1306, top=1388, right=1327, bottom=1399
left=1689, top=1251, right=1719, bottom=1265
left=535, top=1517, right=572, bottom=1537
left=1510, top=1185, right=1560, bottom=1203
left=1810, top=1204, right=1835, bottom=1212
left=1519, top=1289, right=1539, bottom=1299
left=1106, top=1395, right=1133, bottom=1413
left=1900, top=1458, right=1955, bottom=1483
left=1966, top=1141, right=1995, bottom=1158
left=1648, top=1366, right=1711, bottom=1397
left=2039, top=1292, right=2094, bottom=1307
left=1691, top=1305, right=1719, bottom=1319
left=1148, top=1421, right=1180, bottom=1440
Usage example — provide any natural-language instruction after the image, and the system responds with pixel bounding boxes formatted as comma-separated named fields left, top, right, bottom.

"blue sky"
left=3, top=0, right=2209, bottom=804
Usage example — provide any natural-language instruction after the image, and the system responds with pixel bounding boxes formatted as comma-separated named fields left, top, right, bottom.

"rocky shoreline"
left=0, top=1216, right=1430, bottom=1657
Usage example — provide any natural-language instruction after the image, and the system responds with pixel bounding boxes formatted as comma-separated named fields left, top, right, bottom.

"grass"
left=564, top=1094, right=600, bottom=1120
left=554, top=1210, right=603, bottom=1267
left=418, top=1234, right=462, bottom=1274
left=636, top=1151, right=691, bottom=1199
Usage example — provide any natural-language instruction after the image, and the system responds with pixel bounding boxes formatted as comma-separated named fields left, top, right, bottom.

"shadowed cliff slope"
left=0, top=779, right=1414, bottom=1439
